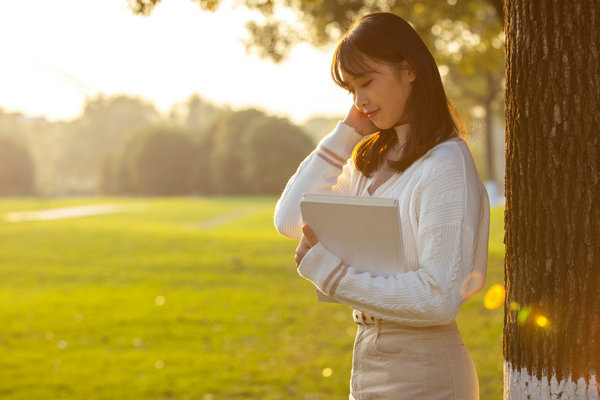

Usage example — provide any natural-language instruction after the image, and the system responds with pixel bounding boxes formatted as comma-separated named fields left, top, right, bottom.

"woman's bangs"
left=332, top=40, right=374, bottom=89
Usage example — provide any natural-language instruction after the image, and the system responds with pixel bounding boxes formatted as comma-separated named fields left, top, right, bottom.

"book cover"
left=300, top=193, right=403, bottom=302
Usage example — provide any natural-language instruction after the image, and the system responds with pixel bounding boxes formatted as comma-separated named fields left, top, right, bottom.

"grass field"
left=0, top=197, right=504, bottom=399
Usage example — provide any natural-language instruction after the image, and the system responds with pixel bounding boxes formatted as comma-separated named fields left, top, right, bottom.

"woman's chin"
left=373, top=121, right=392, bottom=130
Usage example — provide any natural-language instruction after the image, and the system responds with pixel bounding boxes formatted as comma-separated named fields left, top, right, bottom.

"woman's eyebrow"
left=340, top=69, right=379, bottom=86
left=350, top=69, right=378, bottom=78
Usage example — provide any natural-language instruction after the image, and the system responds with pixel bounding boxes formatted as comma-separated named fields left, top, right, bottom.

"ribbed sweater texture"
left=274, top=121, right=490, bottom=326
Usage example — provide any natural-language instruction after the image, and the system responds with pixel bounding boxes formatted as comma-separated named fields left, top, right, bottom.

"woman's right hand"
left=343, top=105, right=379, bottom=137
left=294, top=225, right=319, bottom=267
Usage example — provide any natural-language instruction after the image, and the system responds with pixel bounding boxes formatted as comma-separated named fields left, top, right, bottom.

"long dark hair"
left=331, top=12, right=464, bottom=176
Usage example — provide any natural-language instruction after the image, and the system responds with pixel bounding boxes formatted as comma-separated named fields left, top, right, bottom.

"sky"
left=0, top=0, right=350, bottom=124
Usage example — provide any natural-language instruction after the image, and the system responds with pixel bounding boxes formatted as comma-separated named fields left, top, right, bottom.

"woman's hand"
left=343, top=104, right=379, bottom=137
left=294, top=225, right=319, bottom=267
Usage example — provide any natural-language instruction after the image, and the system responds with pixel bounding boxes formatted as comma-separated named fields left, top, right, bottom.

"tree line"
left=99, top=108, right=314, bottom=195
left=0, top=95, right=316, bottom=196
left=0, top=92, right=495, bottom=197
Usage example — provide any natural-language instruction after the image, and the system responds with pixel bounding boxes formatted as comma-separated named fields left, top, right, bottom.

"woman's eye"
left=361, top=79, right=373, bottom=88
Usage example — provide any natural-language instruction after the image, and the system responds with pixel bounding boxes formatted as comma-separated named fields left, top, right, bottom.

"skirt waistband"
left=352, top=309, right=458, bottom=334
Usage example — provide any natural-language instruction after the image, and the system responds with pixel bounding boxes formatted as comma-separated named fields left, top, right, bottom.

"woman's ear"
left=397, top=60, right=416, bottom=83
left=406, top=66, right=416, bottom=83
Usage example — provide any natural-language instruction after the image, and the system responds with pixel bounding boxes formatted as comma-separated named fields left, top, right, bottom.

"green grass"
left=0, top=197, right=504, bottom=399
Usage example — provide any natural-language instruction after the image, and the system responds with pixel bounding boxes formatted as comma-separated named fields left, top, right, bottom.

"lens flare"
left=535, top=315, right=549, bottom=328
left=484, top=284, right=505, bottom=310
left=322, top=368, right=333, bottom=377
left=510, top=301, right=520, bottom=312
left=517, top=305, right=532, bottom=325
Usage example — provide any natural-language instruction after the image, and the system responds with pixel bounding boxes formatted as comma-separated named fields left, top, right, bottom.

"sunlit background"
left=0, top=1, right=510, bottom=399
left=0, top=0, right=506, bottom=198
left=0, top=0, right=345, bottom=123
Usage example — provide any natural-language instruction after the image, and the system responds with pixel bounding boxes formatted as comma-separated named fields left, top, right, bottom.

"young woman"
left=274, top=12, right=490, bottom=400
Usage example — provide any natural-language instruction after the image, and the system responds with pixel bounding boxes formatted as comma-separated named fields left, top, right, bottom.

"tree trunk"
left=503, top=0, right=600, bottom=398
left=484, top=91, right=496, bottom=185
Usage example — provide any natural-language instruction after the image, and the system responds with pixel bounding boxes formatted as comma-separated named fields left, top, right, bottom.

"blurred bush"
left=206, top=109, right=266, bottom=194
left=241, top=115, right=314, bottom=194
left=100, top=108, right=314, bottom=196
left=0, top=136, right=35, bottom=195
left=101, top=124, right=199, bottom=195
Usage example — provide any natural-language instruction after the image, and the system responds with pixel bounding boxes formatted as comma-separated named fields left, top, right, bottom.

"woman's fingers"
left=295, top=226, right=319, bottom=267
left=294, top=235, right=312, bottom=267
left=301, top=224, right=319, bottom=246
left=343, top=105, right=378, bottom=136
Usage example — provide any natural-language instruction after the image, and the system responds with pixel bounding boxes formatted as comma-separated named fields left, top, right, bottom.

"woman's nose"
left=354, top=91, right=368, bottom=110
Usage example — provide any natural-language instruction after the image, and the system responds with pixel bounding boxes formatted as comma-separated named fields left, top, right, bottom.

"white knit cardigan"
left=274, top=121, right=490, bottom=326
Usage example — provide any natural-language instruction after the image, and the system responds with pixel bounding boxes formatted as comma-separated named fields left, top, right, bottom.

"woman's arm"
left=297, top=152, right=491, bottom=326
left=273, top=121, right=363, bottom=239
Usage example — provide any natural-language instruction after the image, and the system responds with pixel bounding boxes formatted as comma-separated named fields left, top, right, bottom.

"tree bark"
left=503, top=0, right=600, bottom=398
left=484, top=70, right=499, bottom=190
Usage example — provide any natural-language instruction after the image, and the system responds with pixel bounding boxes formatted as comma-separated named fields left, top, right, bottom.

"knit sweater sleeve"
left=297, top=147, right=489, bottom=326
left=274, top=122, right=364, bottom=240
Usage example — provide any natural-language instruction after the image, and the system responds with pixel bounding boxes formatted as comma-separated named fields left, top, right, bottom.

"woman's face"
left=340, top=57, right=416, bottom=129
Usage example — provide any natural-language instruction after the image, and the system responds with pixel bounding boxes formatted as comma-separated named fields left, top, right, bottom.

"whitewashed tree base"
left=504, top=362, right=600, bottom=399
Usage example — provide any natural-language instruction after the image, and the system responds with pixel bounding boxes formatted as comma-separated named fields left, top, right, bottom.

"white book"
left=300, top=193, right=403, bottom=302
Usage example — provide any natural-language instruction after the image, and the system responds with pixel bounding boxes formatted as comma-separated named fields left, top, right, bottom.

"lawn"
left=0, top=197, right=504, bottom=399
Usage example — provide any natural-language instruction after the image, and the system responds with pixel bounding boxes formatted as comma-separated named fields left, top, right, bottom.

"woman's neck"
left=394, top=122, right=410, bottom=145
left=385, top=123, right=411, bottom=162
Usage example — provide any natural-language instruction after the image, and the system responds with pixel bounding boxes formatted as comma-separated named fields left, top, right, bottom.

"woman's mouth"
left=365, top=109, right=380, bottom=119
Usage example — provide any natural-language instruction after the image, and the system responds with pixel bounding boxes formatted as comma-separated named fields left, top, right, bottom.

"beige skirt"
left=349, top=317, right=479, bottom=400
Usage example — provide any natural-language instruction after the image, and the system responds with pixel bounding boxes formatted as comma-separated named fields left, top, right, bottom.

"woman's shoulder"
left=413, top=136, right=484, bottom=190
left=419, top=137, right=467, bottom=171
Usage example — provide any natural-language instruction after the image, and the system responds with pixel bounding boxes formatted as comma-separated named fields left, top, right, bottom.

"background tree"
left=503, top=1, right=600, bottom=397
left=189, top=128, right=218, bottom=195
left=122, top=124, right=199, bottom=195
left=164, top=94, right=225, bottom=195
left=128, top=0, right=502, bottom=58
left=241, top=115, right=314, bottom=194
left=205, top=108, right=266, bottom=194
left=130, top=0, right=506, bottom=197
left=0, top=136, right=35, bottom=196
left=100, top=107, right=315, bottom=196
left=300, top=116, right=340, bottom=145
left=168, top=93, right=223, bottom=133
left=57, top=95, right=159, bottom=193
left=99, top=151, right=134, bottom=195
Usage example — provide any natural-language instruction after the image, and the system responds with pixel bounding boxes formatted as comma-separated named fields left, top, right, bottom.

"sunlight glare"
left=155, top=295, right=166, bottom=306
left=322, top=367, right=333, bottom=378
left=484, top=284, right=505, bottom=310
left=535, top=315, right=549, bottom=328
left=517, top=305, right=532, bottom=325
left=0, top=0, right=346, bottom=123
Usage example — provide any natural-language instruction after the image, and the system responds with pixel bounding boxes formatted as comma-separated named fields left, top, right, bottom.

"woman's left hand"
left=294, top=224, right=319, bottom=267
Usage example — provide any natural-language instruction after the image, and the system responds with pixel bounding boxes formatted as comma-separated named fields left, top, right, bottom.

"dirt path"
left=5, top=204, right=146, bottom=222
